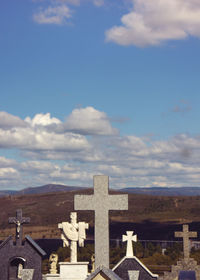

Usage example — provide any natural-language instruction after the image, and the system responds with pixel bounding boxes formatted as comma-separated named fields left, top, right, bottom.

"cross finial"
left=175, top=224, right=197, bottom=260
left=9, top=209, right=30, bottom=246
left=122, top=231, right=137, bottom=257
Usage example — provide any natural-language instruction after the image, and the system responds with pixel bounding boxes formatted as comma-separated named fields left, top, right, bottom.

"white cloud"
left=2, top=109, right=200, bottom=189
left=0, top=128, right=90, bottom=151
left=25, top=113, right=61, bottom=127
left=0, top=112, right=27, bottom=129
left=62, top=107, right=118, bottom=135
left=0, top=168, right=19, bottom=180
left=33, top=4, right=72, bottom=24
left=105, top=0, right=200, bottom=47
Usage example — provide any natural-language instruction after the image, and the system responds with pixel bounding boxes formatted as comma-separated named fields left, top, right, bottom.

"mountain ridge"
left=1, top=184, right=200, bottom=197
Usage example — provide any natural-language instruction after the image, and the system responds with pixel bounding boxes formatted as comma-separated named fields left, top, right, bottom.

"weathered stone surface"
left=128, top=270, right=139, bottom=280
left=74, top=175, right=128, bottom=269
left=175, top=225, right=197, bottom=261
left=159, top=258, right=200, bottom=280
left=21, top=269, right=34, bottom=280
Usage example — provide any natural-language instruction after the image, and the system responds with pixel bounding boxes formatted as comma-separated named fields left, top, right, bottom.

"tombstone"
left=0, top=209, right=46, bottom=280
left=75, top=175, right=128, bottom=269
left=175, top=225, right=197, bottom=261
left=160, top=225, right=200, bottom=280
left=44, top=212, right=89, bottom=280
left=58, top=212, right=89, bottom=263
left=112, top=230, right=158, bottom=280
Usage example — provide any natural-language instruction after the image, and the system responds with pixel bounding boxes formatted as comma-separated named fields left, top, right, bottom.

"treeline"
left=42, top=242, right=200, bottom=274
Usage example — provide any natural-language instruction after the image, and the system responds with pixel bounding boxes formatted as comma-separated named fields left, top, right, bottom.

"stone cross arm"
left=74, top=194, right=128, bottom=211
left=175, top=231, right=197, bottom=238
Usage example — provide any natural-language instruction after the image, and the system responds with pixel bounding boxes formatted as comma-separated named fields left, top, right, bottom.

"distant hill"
left=120, top=187, right=200, bottom=196
left=0, top=184, right=84, bottom=197
left=1, top=184, right=200, bottom=197
left=18, top=184, right=83, bottom=195
left=1, top=187, right=200, bottom=240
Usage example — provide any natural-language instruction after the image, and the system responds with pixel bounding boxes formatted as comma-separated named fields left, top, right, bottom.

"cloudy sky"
left=1, top=0, right=200, bottom=190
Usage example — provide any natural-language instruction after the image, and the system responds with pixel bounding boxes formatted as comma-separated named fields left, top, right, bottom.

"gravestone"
left=58, top=212, right=89, bottom=263
left=75, top=175, right=128, bottom=268
left=0, top=209, right=46, bottom=280
left=44, top=212, right=89, bottom=280
left=160, top=225, right=200, bottom=280
left=175, top=225, right=197, bottom=261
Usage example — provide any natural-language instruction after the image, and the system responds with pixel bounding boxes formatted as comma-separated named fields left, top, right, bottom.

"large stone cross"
left=74, top=175, right=128, bottom=268
left=9, top=209, right=30, bottom=246
left=122, top=231, right=137, bottom=257
left=175, top=224, right=197, bottom=260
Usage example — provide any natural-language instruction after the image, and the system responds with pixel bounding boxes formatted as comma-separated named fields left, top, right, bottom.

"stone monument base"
left=43, top=274, right=60, bottom=280
left=60, top=262, right=89, bottom=280
left=160, top=258, right=200, bottom=280
left=43, top=262, right=89, bottom=280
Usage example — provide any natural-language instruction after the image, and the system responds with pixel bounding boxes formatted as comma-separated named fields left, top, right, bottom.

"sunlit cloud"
left=105, top=0, right=200, bottom=47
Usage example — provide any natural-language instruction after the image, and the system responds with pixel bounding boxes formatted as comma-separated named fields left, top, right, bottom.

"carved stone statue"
left=58, top=212, right=89, bottom=263
left=49, top=253, right=58, bottom=274
left=91, top=254, right=95, bottom=273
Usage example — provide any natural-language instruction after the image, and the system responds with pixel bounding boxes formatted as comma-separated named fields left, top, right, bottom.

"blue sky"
left=0, top=0, right=200, bottom=190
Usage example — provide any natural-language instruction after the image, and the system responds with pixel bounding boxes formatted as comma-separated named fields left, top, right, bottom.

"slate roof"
left=86, top=266, right=122, bottom=280
left=0, top=235, right=12, bottom=249
left=25, top=235, right=46, bottom=256
left=112, top=256, right=158, bottom=280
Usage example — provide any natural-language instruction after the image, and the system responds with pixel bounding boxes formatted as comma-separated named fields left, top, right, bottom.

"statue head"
left=70, top=212, right=77, bottom=225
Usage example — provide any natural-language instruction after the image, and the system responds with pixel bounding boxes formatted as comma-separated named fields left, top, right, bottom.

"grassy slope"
left=1, top=189, right=200, bottom=239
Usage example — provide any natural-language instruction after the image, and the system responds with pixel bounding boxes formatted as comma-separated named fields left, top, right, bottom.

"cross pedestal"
left=74, top=175, right=128, bottom=269
left=175, top=224, right=197, bottom=260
